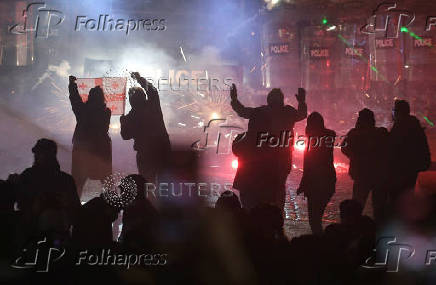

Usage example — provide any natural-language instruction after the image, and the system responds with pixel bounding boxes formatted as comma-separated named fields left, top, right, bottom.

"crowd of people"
left=0, top=73, right=433, bottom=284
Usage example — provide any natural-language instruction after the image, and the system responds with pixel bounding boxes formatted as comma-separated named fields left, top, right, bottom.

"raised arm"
left=294, top=88, right=307, bottom=122
left=68, top=76, right=84, bottom=116
left=131, top=72, right=162, bottom=109
left=230, top=84, right=254, bottom=119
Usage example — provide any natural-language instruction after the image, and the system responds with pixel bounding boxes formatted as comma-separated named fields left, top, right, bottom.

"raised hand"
left=230, top=83, right=237, bottom=101
left=295, top=87, right=306, bottom=103
left=130, top=72, right=141, bottom=81
left=69, top=75, right=77, bottom=85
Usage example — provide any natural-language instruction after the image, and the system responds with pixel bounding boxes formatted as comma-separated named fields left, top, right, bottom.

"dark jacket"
left=120, top=81, right=170, bottom=159
left=69, top=82, right=112, bottom=179
left=231, top=99, right=307, bottom=190
left=389, top=115, right=431, bottom=175
left=16, top=162, right=81, bottom=237
left=341, top=126, right=389, bottom=183
left=299, top=128, right=336, bottom=198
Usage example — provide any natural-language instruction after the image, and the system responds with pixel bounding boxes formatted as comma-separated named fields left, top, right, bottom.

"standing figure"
left=230, top=84, right=307, bottom=211
left=120, top=72, right=171, bottom=183
left=12, top=139, right=80, bottom=250
left=69, top=76, right=112, bottom=198
left=341, top=108, right=389, bottom=223
left=297, top=112, right=336, bottom=234
left=388, top=100, right=431, bottom=206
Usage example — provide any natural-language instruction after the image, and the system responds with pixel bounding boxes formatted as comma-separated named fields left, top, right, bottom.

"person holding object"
left=230, top=84, right=307, bottom=213
left=120, top=72, right=171, bottom=183
left=69, top=76, right=112, bottom=198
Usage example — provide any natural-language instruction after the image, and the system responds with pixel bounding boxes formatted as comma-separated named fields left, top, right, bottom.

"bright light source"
left=322, top=17, right=328, bottom=25
left=271, top=0, right=280, bottom=4
left=110, top=122, right=120, bottom=130
left=232, top=159, right=238, bottom=169
left=404, top=65, right=410, bottom=69
left=294, top=141, right=305, bottom=152
left=210, top=112, right=220, bottom=120
left=326, top=25, right=336, bottom=31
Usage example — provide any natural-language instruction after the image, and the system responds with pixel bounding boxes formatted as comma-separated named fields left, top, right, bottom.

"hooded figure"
left=341, top=108, right=389, bottom=223
left=297, top=112, right=336, bottom=234
left=120, top=73, right=170, bottom=183
left=69, top=76, right=112, bottom=197
left=230, top=84, right=307, bottom=211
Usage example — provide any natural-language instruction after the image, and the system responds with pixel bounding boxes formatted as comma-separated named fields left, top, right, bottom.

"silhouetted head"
left=32, top=138, right=58, bottom=167
left=356, top=108, right=375, bottom=128
left=215, top=191, right=241, bottom=210
left=87, top=86, right=106, bottom=108
left=250, top=204, right=283, bottom=238
left=267, top=88, right=284, bottom=108
left=306, top=112, right=325, bottom=135
left=128, top=87, right=147, bottom=109
left=339, top=199, right=363, bottom=225
left=393, top=100, right=410, bottom=121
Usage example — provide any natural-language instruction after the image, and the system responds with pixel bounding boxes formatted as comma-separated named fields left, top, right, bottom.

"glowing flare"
left=232, top=159, right=238, bottom=169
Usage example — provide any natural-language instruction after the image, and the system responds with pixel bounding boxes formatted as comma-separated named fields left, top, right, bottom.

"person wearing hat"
left=341, top=108, right=389, bottom=223
left=9, top=139, right=80, bottom=249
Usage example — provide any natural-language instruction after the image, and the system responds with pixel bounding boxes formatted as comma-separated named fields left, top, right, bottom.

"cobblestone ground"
left=283, top=170, right=360, bottom=239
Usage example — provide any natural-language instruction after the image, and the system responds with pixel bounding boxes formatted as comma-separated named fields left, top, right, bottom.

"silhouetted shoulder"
left=346, top=128, right=357, bottom=137
left=376, top=127, right=388, bottom=135
left=410, top=115, right=423, bottom=128
left=325, top=128, right=336, bottom=137
left=283, top=105, right=297, bottom=113
left=60, top=171, right=75, bottom=183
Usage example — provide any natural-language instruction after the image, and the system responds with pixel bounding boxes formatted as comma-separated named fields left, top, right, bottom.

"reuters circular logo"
left=102, top=173, right=137, bottom=208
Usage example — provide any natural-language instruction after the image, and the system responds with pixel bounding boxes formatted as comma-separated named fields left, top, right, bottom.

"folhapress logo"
left=11, top=237, right=65, bottom=272
left=9, top=2, right=64, bottom=38
left=361, top=2, right=415, bottom=38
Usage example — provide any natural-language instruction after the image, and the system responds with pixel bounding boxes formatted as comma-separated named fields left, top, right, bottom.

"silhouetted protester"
left=231, top=84, right=307, bottom=211
left=72, top=194, right=119, bottom=249
left=120, top=72, right=171, bottom=183
left=120, top=174, right=159, bottom=250
left=215, top=190, right=242, bottom=211
left=69, top=75, right=112, bottom=198
left=388, top=100, right=431, bottom=206
left=12, top=139, right=80, bottom=250
left=247, top=204, right=294, bottom=284
left=0, top=179, right=19, bottom=261
left=297, top=112, right=336, bottom=234
left=341, top=108, right=389, bottom=223
left=323, top=200, right=375, bottom=283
